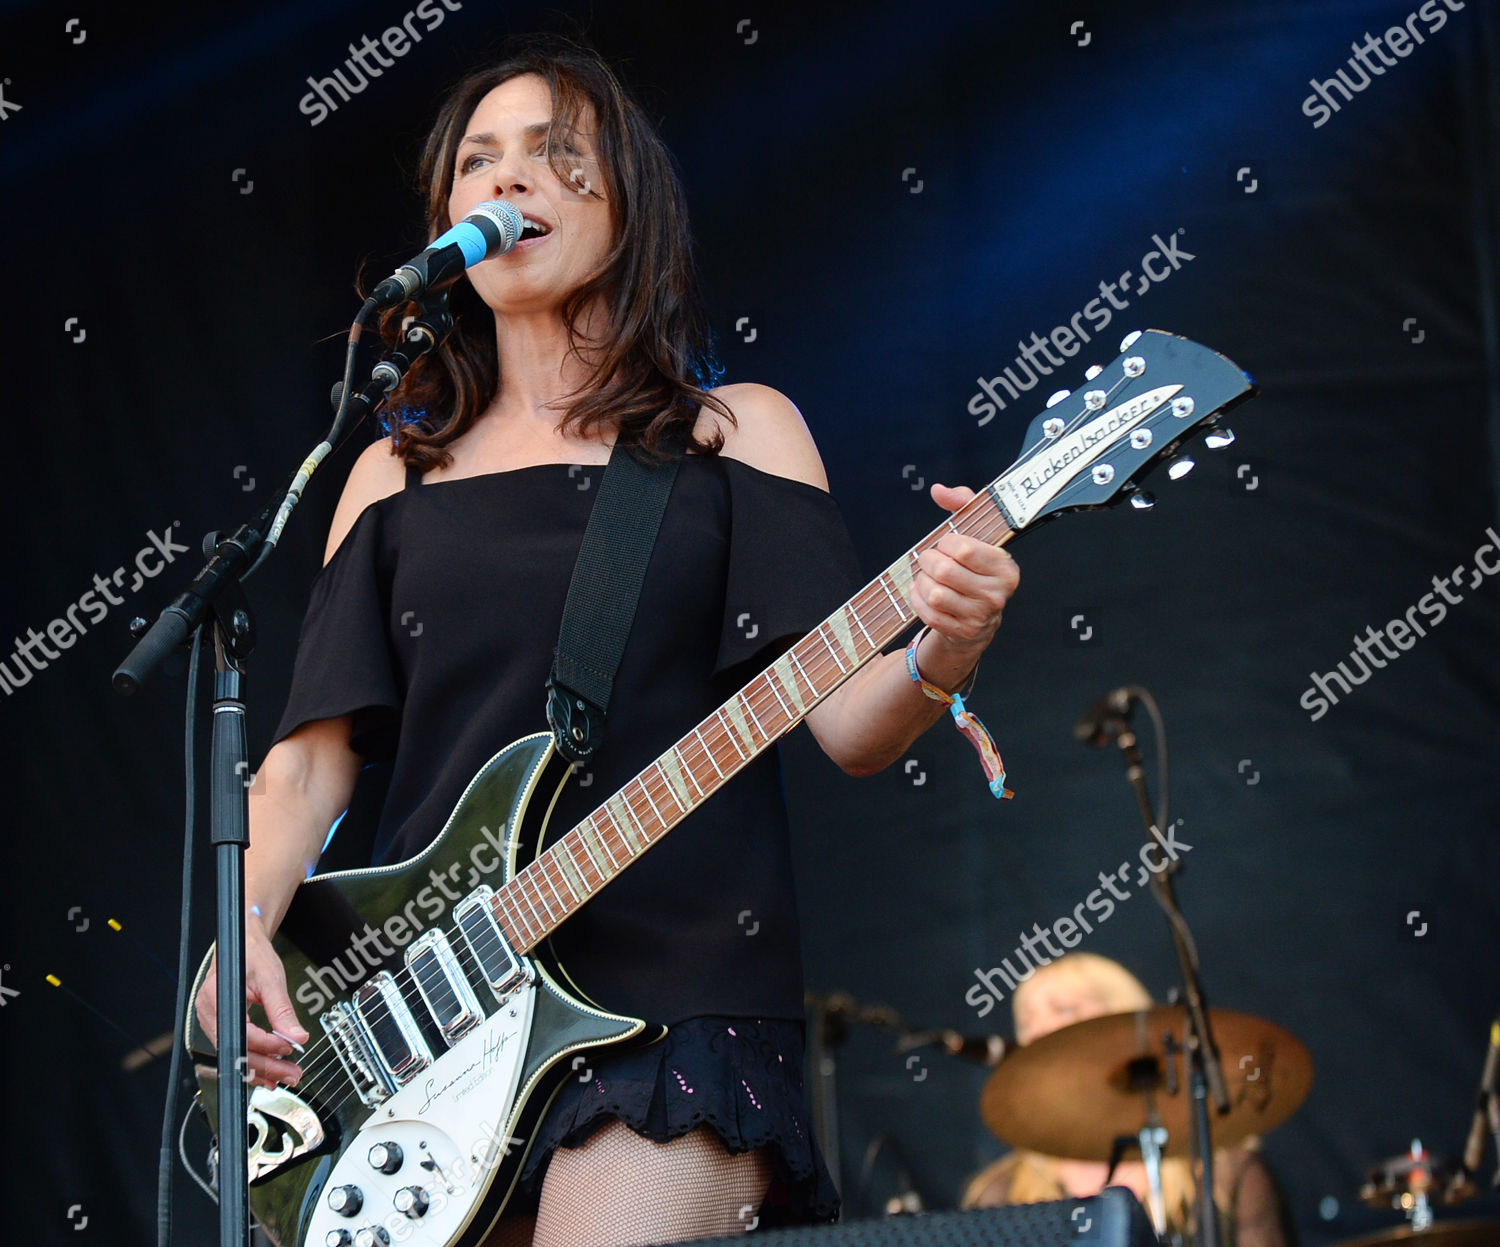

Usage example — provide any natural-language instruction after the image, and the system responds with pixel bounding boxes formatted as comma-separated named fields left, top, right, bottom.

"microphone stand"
left=1110, top=717, right=1230, bottom=1247
left=112, top=293, right=448, bottom=1247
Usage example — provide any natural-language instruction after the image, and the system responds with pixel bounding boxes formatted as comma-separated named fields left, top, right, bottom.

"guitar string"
left=262, top=578, right=923, bottom=1107
left=239, top=501, right=1022, bottom=1117
left=266, top=365, right=1179, bottom=1113
left=250, top=501, right=1018, bottom=1115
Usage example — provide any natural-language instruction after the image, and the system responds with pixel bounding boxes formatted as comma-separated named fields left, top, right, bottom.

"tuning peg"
left=1046, top=389, right=1072, bottom=408
left=1166, top=455, right=1196, bottom=480
left=1203, top=425, right=1236, bottom=449
left=1084, top=364, right=1104, bottom=381
left=1119, top=330, right=1142, bottom=353
left=1128, top=489, right=1156, bottom=511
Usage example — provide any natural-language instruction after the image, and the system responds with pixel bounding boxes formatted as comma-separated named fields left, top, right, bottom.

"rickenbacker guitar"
left=184, top=329, right=1255, bottom=1247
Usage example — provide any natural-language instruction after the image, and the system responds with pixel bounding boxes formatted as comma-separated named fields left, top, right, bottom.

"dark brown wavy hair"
left=370, top=34, right=731, bottom=471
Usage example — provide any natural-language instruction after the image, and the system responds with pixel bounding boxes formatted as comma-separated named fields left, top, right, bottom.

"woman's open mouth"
left=514, top=213, right=553, bottom=249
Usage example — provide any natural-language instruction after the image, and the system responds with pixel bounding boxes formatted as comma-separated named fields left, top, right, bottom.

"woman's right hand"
left=194, top=915, right=310, bottom=1091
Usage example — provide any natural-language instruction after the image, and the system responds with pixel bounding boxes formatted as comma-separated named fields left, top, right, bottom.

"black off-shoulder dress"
left=269, top=448, right=864, bottom=1225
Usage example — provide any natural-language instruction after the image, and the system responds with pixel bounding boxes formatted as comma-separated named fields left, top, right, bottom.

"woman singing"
left=195, top=34, right=1019, bottom=1247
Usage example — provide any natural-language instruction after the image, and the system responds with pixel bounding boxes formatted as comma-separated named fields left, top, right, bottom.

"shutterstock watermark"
left=293, top=821, right=510, bottom=1016
left=1301, top=0, right=1466, bottom=129
left=1299, top=525, right=1500, bottom=721
left=968, top=230, right=1196, bottom=426
left=965, top=820, right=1192, bottom=1019
left=0, top=523, right=190, bottom=696
left=298, top=0, right=464, bottom=127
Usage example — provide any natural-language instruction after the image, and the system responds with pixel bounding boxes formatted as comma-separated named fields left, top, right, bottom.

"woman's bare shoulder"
left=323, top=438, right=408, bottom=565
left=695, top=382, right=829, bottom=491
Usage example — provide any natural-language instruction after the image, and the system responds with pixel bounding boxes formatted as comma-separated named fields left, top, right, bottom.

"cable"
left=243, top=297, right=381, bottom=581
left=157, top=625, right=205, bottom=1247
left=177, top=1104, right=216, bottom=1205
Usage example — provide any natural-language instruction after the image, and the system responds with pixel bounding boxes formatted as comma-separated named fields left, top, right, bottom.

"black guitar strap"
left=545, top=438, right=682, bottom=767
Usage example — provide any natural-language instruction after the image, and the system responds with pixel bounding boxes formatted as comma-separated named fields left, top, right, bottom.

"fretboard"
left=489, top=486, right=1015, bottom=955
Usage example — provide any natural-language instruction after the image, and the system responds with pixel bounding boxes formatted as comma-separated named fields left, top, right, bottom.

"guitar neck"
left=489, top=486, right=1015, bottom=955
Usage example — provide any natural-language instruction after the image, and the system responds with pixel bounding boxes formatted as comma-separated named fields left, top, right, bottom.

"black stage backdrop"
left=1, top=2, right=1497, bottom=1245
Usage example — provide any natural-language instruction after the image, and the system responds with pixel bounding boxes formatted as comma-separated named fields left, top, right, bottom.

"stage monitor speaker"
left=664, top=1187, right=1157, bottom=1246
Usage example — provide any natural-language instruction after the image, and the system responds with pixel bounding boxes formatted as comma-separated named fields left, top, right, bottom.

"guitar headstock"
left=991, top=329, right=1256, bottom=530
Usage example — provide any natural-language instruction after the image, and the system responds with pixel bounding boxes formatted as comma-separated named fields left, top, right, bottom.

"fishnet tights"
left=483, top=1119, right=774, bottom=1247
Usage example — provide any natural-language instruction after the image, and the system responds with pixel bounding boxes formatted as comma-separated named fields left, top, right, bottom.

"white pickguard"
left=303, top=982, right=536, bottom=1247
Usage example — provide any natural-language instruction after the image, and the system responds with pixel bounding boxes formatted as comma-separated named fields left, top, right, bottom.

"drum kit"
left=814, top=688, right=1498, bottom=1244
left=969, top=1003, right=1499, bottom=1246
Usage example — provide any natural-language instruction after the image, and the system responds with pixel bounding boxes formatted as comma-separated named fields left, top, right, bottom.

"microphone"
left=898, top=1028, right=1008, bottom=1067
left=938, top=1030, right=1008, bottom=1066
left=1462, top=1020, right=1500, bottom=1177
left=1074, top=686, right=1139, bottom=747
left=370, top=201, right=524, bottom=308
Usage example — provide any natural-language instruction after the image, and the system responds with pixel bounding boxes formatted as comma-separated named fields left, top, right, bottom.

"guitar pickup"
left=353, top=971, right=432, bottom=1086
left=453, top=885, right=533, bottom=1003
left=405, top=930, right=484, bottom=1045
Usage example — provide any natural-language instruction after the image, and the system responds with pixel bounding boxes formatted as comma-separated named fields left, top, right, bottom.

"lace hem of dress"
left=514, top=1015, right=840, bottom=1226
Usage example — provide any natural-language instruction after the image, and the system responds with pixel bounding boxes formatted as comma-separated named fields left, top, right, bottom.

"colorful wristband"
left=904, top=627, right=1013, bottom=800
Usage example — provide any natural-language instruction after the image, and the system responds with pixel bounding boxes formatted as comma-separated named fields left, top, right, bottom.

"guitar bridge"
left=320, top=1001, right=394, bottom=1107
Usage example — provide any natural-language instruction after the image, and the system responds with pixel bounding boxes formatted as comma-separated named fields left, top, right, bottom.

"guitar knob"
left=1129, top=490, right=1156, bottom=511
left=325, top=1233, right=353, bottom=1247
left=368, top=1141, right=403, bottom=1174
left=1166, top=455, right=1196, bottom=480
left=1045, top=388, right=1071, bottom=408
left=353, top=1229, right=390, bottom=1247
left=394, top=1185, right=431, bottom=1219
left=1204, top=425, right=1236, bottom=449
left=1084, top=364, right=1104, bottom=380
left=327, top=1185, right=363, bottom=1216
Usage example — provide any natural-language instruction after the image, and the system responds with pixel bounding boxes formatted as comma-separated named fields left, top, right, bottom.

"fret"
left=539, top=856, right=569, bottom=911
left=526, top=873, right=557, bottom=923
left=514, top=875, right=546, bottom=933
left=694, top=726, right=725, bottom=779
left=878, top=572, right=905, bottom=615
left=612, top=790, right=649, bottom=854
left=849, top=601, right=876, bottom=648
left=888, top=553, right=917, bottom=602
left=816, top=622, right=849, bottom=673
left=626, top=784, right=656, bottom=840
left=717, top=705, right=750, bottom=759
left=763, top=666, right=793, bottom=719
left=636, top=776, right=666, bottom=827
left=766, top=655, right=803, bottom=717
left=788, top=647, right=814, bottom=699
left=554, top=836, right=587, bottom=898
left=581, top=816, right=620, bottom=873
left=827, top=606, right=860, bottom=666
left=565, top=835, right=597, bottom=889
left=498, top=893, right=535, bottom=951
left=656, top=755, right=691, bottom=812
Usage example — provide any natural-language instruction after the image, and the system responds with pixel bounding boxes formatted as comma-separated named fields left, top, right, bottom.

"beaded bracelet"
left=904, top=626, right=1013, bottom=800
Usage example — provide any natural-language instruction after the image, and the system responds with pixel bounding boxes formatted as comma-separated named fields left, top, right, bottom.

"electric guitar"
left=185, top=328, right=1256, bottom=1247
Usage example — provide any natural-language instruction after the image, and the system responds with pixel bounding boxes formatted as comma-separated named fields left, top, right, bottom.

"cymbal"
left=980, top=1006, right=1312, bottom=1160
left=1361, top=1150, right=1478, bottom=1209
left=1333, top=1222, right=1500, bottom=1247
